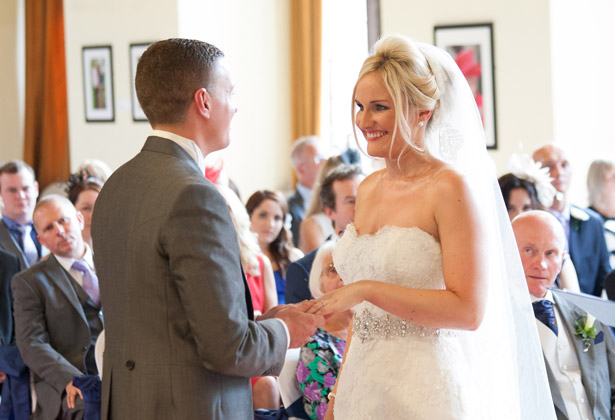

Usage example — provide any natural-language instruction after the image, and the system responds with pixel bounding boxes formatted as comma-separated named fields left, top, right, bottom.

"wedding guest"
left=246, top=190, right=303, bottom=305
left=288, top=136, right=325, bottom=246
left=0, top=160, right=44, bottom=419
left=216, top=185, right=279, bottom=410
left=285, top=165, right=363, bottom=304
left=217, top=186, right=277, bottom=317
left=499, top=154, right=580, bottom=292
left=12, top=195, right=103, bottom=419
left=299, top=156, right=343, bottom=254
left=76, top=159, right=112, bottom=183
left=295, top=241, right=352, bottom=420
left=533, top=144, right=612, bottom=296
left=512, top=210, right=615, bottom=420
left=66, top=175, right=103, bottom=250
left=587, top=159, right=615, bottom=267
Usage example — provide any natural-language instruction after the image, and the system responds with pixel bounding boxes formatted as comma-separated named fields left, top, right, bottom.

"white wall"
left=0, top=0, right=24, bottom=161
left=63, top=0, right=292, bottom=199
left=550, top=0, right=615, bottom=206
left=177, top=0, right=292, bottom=198
left=64, top=0, right=179, bottom=174
left=380, top=0, right=554, bottom=175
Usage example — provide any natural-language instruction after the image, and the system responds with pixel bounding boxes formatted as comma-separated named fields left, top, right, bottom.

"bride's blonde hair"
left=351, top=35, right=447, bottom=158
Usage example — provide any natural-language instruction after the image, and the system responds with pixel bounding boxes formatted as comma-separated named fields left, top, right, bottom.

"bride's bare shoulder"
left=358, top=169, right=386, bottom=191
left=430, top=164, right=471, bottom=198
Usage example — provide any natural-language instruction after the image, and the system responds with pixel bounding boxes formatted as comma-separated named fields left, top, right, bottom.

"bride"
left=308, top=35, right=556, bottom=419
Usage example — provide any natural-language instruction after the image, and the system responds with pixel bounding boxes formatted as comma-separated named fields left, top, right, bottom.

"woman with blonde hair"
left=308, top=35, right=554, bottom=419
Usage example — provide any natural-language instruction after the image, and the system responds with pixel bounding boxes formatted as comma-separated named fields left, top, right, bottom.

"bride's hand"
left=306, top=282, right=367, bottom=316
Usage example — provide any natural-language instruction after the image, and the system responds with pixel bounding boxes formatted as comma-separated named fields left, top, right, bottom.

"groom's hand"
left=274, top=305, right=324, bottom=348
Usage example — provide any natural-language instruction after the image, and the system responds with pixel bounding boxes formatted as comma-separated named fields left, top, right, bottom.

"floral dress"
left=295, top=329, right=346, bottom=419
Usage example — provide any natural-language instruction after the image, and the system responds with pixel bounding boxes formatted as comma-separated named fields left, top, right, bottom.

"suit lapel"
left=42, top=256, right=88, bottom=325
left=0, top=221, right=29, bottom=269
left=553, top=295, right=598, bottom=411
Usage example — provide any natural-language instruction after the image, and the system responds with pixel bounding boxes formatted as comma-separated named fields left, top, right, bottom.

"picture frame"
left=434, top=23, right=497, bottom=149
left=129, top=43, right=152, bottom=122
left=82, top=46, right=114, bottom=122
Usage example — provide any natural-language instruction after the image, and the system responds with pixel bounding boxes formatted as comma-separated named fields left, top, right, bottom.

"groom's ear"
left=194, top=88, right=212, bottom=119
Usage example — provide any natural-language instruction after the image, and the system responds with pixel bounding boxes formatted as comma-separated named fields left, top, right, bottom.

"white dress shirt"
left=55, top=244, right=96, bottom=288
left=533, top=291, right=594, bottom=420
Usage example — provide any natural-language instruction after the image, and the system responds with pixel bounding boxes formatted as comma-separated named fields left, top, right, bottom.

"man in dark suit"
left=286, top=165, right=362, bottom=304
left=0, top=249, right=29, bottom=420
left=91, top=39, right=321, bottom=420
left=288, top=136, right=324, bottom=247
left=0, top=160, right=45, bottom=269
left=12, top=195, right=103, bottom=420
left=0, top=160, right=46, bottom=420
left=533, top=144, right=612, bottom=296
left=513, top=210, right=615, bottom=420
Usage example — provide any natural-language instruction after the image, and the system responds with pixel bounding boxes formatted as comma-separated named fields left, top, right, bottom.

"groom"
left=92, top=39, right=322, bottom=420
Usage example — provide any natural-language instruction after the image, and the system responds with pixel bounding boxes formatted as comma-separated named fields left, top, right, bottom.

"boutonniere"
left=574, top=313, right=597, bottom=352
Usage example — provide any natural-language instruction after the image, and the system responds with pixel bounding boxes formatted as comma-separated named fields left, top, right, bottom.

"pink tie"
left=71, top=259, right=101, bottom=307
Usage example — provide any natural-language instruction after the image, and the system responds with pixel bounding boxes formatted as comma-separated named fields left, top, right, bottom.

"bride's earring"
left=418, top=121, right=425, bottom=127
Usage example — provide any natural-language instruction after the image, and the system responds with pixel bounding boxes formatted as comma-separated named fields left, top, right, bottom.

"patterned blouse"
left=295, top=328, right=346, bottom=419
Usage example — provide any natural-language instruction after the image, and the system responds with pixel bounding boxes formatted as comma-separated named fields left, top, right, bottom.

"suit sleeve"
left=161, top=182, right=287, bottom=377
left=11, top=273, right=83, bottom=393
left=285, top=260, right=311, bottom=304
left=607, top=325, right=615, bottom=418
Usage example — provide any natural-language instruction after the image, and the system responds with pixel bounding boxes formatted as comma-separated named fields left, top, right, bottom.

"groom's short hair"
left=135, top=38, right=224, bottom=126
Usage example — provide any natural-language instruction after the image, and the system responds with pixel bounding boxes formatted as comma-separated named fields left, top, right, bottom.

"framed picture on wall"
left=434, top=23, right=497, bottom=149
left=129, top=43, right=152, bottom=122
left=82, top=45, right=114, bottom=122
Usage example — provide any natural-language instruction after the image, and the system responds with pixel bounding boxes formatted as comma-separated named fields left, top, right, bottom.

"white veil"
left=417, top=42, right=556, bottom=419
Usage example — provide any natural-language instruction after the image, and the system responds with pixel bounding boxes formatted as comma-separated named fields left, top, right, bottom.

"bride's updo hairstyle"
left=352, top=35, right=449, bottom=157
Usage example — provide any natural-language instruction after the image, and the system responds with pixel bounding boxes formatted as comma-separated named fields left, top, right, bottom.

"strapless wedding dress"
left=332, top=224, right=480, bottom=420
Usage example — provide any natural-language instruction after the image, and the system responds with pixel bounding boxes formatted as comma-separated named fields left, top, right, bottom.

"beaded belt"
left=353, top=308, right=457, bottom=343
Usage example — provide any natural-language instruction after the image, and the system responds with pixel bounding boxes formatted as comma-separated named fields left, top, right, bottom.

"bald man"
left=533, top=144, right=612, bottom=296
left=513, top=211, right=615, bottom=420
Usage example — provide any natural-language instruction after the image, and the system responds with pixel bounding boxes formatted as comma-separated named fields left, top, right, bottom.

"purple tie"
left=71, top=259, right=101, bottom=307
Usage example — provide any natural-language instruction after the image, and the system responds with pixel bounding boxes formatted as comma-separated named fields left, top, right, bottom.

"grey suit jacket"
left=11, top=255, right=102, bottom=420
left=544, top=295, right=615, bottom=420
left=91, top=136, right=287, bottom=420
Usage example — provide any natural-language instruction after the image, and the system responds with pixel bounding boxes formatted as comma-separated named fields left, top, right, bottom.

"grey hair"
left=587, top=159, right=615, bottom=208
left=308, top=240, right=337, bottom=299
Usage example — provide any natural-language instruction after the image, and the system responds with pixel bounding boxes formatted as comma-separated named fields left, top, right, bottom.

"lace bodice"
left=334, top=223, right=444, bottom=291
left=331, top=223, right=479, bottom=419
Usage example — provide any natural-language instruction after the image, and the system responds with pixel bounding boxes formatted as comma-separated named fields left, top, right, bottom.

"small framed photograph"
left=434, top=23, right=497, bottom=149
left=82, top=46, right=114, bottom=122
left=129, top=43, right=152, bottom=122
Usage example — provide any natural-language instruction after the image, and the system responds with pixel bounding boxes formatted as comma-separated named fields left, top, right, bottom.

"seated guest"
left=533, top=144, right=612, bottom=296
left=76, top=159, right=112, bottom=183
left=246, top=190, right=303, bottom=305
left=499, top=155, right=580, bottom=292
left=66, top=175, right=104, bottom=250
left=12, top=195, right=103, bottom=420
left=0, top=249, right=28, bottom=420
left=0, top=160, right=45, bottom=419
left=295, top=241, right=352, bottom=420
left=285, top=165, right=363, bottom=304
left=288, top=136, right=325, bottom=247
left=216, top=186, right=279, bottom=410
left=587, top=159, right=615, bottom=267
left=217, top=186, right=277, bottom=316
left=299, top=156, right=343, bottom=254
left=512, top=210, right=615, bottom=420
